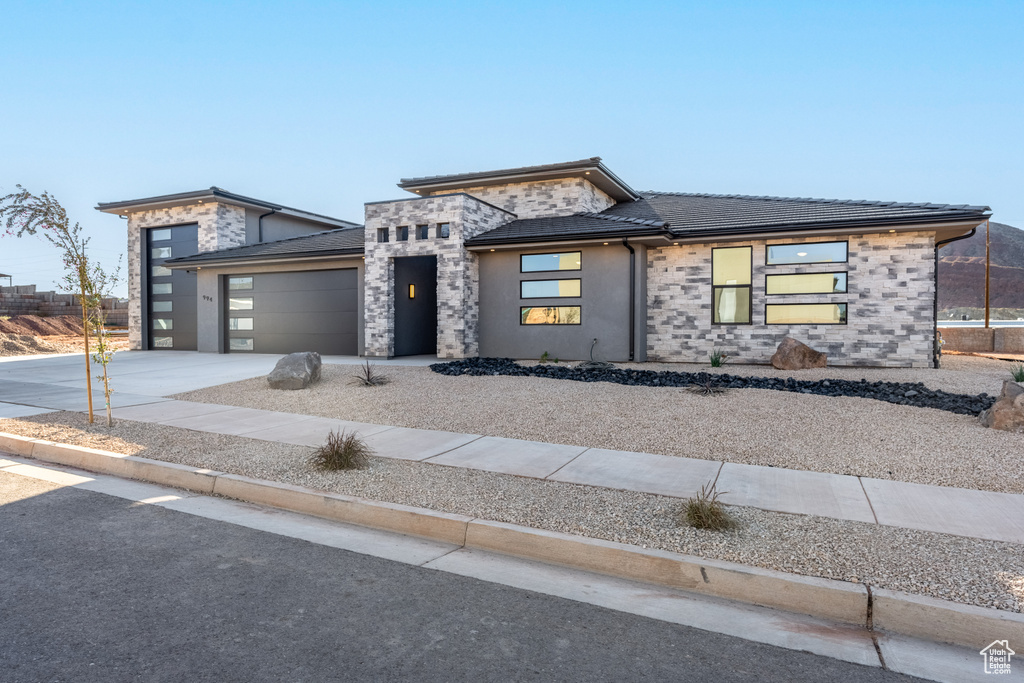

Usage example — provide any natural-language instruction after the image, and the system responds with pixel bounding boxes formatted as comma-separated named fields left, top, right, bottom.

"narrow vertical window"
left=712, top=247, right=752, bottom=324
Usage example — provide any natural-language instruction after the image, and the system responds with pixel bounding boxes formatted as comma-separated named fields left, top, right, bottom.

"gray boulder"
left=978, top=380, right=1024, bottom=433
left=771, top=337, right=827, bottom=370
left=267, top=351, right=322, bottom=390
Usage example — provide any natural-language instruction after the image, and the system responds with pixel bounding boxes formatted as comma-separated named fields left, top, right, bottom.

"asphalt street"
left=0, top=471, right=918, bottom=682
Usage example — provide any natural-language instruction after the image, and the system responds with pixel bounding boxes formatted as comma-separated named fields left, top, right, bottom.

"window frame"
left=416, top=224, right=430, bottom=240
left=396, top=226, right=409, bottom=242
left=519, top=305, right=582, bottom=326
left=436, top=223, right=450, bottom=239
left=765, top=302, right=849, bottom=325
left=711, top=246, right=753, bottom=325
left=520, top=278, right=582, bottom=299
left=765, top=271, right=848, bottom=296
left=376, top=228, right=389, bottom=243
left=765, top=241, right=849, bottom=266
left=520, top=251, right=583, bottom=274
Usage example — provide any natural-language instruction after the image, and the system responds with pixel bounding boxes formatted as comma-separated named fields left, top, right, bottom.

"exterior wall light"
left=409, top=284, right=415, bottom=299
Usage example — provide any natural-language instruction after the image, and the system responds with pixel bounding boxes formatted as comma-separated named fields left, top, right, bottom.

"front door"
left=393, top=256, right=437, bottom=356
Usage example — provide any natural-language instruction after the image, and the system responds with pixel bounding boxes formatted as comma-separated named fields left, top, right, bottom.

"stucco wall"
left=363, top=194, right=514, bottom=358
left=427, top=178, right=615, bottom=219
left=125, top=202, right=246, bottom=350
left=646, top=231, right=937, bottom=367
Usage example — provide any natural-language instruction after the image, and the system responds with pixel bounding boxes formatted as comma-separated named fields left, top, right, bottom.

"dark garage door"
left=147, top=224, right=198, bottom=350
left=224, top=269, right=358, bottom=355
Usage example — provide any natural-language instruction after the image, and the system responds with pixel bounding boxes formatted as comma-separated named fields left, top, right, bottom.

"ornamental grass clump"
left=350, top=360, right=390, bottom=387
left=1012, top=363, right=1024, bottom=383
left=709, top=348, right=728, bottom=367
left=310, top=429, right=372, bottom=471
left=682, top=479, right=734, bottom=531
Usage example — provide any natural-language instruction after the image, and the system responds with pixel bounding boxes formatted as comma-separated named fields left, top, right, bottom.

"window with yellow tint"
left=520, top=279, right=582, bottom=298
left=766, top=303, right=847, bottom=325
left=712, top=246, right=752, bottom=324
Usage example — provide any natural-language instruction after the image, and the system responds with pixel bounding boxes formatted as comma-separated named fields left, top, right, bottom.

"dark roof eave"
left=165, top=247, right=365, bottom=267
left=465, top=228, right=673, bottom=247
left=667, top=212, right=992, bottom=240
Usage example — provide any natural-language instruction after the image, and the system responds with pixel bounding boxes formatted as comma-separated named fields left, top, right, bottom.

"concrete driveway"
left=0, top=350, right=437, bottom=417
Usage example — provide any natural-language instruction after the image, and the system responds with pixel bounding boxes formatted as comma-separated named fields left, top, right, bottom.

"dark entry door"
left=147, top=224, right=198, bottom=350
left=393, top=256, right=437, bottom=356
left=224, top=269, right=358, bottom=355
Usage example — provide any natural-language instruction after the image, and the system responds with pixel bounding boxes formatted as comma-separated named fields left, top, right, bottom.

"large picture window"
left=767, top=242, right=847, bottom=265
left=766, top=303, right=848, bottom=325
left=521, top=252, right=582, bottom=273
left=712, top=246, right=752, bottom=324
left=520, top=306, right=581, bottom=325
left=521, top=279, right=581, bottom=299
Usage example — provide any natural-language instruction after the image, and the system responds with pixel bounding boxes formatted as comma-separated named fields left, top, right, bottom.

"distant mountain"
left=937, top=221, right=1024, bottom=310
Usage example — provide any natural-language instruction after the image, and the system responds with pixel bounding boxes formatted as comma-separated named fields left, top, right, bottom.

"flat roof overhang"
left=96, top=187, right=359, bottom=229
left=398, top=158, right=640, bottom=203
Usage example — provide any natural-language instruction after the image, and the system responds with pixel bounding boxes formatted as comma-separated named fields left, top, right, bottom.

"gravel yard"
left=1, top=411, right=1021, bottom=614
left=170, top=355, right=1024, bottom=493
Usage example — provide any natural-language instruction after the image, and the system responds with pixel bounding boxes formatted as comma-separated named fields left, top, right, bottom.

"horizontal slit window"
left=151, top=265, right=172, bottom=277
left=152, top=301, right=172, bottom=312
left=766, top=303, right=848, bottom=325
left=766, top=272, right=847, bottom=294
left=229, top=338, right=254, bottom=351
left=152, top=283, right=172, bottom=295
left=521, top=279, right=581, bottom=299
left=228, top=277, right=253, bottom=290
left=229, top=297, right=254, bottom=311
left=521, top=252, right=581, bottom=273
left=152, top=336, right=173, bottom=348
left=150, top=229, right=172, bottom=241
left=520, top=306, right=581, bottom=325
left=152, top=318, right=173, bottom=330
left=767, top=242, right=848, bottom=265
left=151, top=247, right=172, bottom=259
left=228, top=318, right=254, bottom=331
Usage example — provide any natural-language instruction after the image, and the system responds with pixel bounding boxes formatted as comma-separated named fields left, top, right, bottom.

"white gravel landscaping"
left=169, top=355, right=1024, bottom=494
left=1, top=412, right=1021, bottom=614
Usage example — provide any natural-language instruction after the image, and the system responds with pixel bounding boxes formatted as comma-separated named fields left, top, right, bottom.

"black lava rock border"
left=430, top=357, right=995, bottom=416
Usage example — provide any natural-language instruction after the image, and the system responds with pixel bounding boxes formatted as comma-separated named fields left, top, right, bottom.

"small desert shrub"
left=1012, top=363, right=1024, bottom=383
left=351, top=360, right=390, bottom=386
left=687, top=377, right=727, bottom=396
left=709, top=348, right=728, bottom=367
left=682, top=480, right=734, bottom=531
left=310, top=429, right=371, bottom=471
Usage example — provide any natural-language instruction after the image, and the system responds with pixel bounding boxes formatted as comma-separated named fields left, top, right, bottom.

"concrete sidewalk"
left=105, top=399, right=1024, bottom=545
left=2, top=350, right=1022, bottom=545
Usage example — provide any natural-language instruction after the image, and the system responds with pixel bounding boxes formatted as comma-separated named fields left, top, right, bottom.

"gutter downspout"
left=257, top=208, right=277, bottom=243
left=622, top=238, right=635, bottom=361
left=933, top=227, right=978, bottom=368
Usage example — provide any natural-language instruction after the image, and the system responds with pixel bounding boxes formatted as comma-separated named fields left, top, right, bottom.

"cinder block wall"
left=125, top=203, right=246, bottom=349
left=939, top=327, right=1024, bottom=353
left=647, top=231, right=937, bottom=367
left=0, top=285, right=127, bottom=325
left=363, top=194, right=514, bottom=358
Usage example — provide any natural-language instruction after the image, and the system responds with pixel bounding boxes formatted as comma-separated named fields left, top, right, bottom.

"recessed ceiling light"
left=490, top=249, right=495, bottom=252
left=673, top=242, right=679, bottom=246
left=585, top=171, right=590, bottom=175
left=889, top=229, right=896, bottom=232
left=603, top=242, right=609, bottom=245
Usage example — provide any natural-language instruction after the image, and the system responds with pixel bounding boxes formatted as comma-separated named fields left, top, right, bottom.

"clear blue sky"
left=2, top=0, right=1021, bottom=297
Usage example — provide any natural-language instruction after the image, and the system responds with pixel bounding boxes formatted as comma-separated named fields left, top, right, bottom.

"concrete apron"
left=2, top=431, right=1022, bottom=666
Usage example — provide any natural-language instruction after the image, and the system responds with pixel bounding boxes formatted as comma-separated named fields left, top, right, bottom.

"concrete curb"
left=4, top=431, right=1022, bottom=648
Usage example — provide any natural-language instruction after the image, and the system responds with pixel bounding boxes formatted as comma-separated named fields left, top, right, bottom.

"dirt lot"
left=0, top=315, right=129, bottom=357
left=171, top=355, right=1024, bottom=493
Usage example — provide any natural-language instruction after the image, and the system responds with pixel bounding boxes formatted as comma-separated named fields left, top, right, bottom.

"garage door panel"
left=251, top=333, right=358, bottom=356
left=225, top=269, right=358, bottom=356
left=252, top=292, right=358, bottom=314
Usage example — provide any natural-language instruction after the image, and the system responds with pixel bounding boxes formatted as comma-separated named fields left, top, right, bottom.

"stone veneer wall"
left=125, top=202, right=247, bottom=349
left=647, top=231, right=937, bottom=367
left=427, top=178, right=615, bottom=219
left=363, top=194, right=514, bottom=358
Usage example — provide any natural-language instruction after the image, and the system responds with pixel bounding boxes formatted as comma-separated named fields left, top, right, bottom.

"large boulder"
left=978, top=380, right=1024, bottom=432
left=771, top=337, right=827, bottom=370
left=267, top=352, right=322, bottom=390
